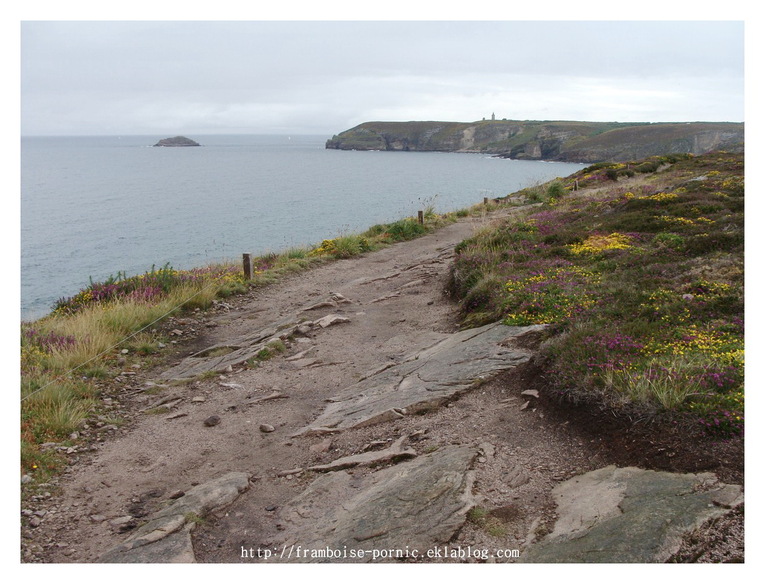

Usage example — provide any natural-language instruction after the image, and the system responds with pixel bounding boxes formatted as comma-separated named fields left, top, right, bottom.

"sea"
left=20, top=134, right=584, bottom=321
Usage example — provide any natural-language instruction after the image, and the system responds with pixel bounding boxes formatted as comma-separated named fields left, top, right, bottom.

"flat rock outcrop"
left=521, top=465, right=743, bottom=563
left=306, top=435, right=417, bottom=472
left=273, top=445, right=477, bottom=562
left=100, top=472, right=249, bottom=563
left=297, top=322, right=545, bottom=434
left=159, top=296, right=351, bottom=381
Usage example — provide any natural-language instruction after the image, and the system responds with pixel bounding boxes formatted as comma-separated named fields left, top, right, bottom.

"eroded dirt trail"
left=22, top=212, right=510, bottom=561
left=23, top=209, right=743, bottom=564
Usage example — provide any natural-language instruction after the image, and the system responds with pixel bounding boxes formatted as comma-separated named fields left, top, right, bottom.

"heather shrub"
left=451, top=151, right=744, bottom=436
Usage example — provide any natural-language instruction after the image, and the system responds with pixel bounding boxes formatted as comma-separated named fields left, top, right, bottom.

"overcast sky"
left=19, top=19, right=745, bottom=137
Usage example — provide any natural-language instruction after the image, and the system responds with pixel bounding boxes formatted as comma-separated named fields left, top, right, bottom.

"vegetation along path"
left=21, top=151, right=744, bottom=563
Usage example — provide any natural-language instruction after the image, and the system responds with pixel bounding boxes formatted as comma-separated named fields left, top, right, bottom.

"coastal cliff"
left=326, top=120, right=744, bottom=163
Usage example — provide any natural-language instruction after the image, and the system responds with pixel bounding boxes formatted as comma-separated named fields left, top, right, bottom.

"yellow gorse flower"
left=568, top=232, right=633, bottom=255
left=639, top=192, right=679, bottom=202
left=659, top=216, right=696, bottom=226
left=308, top=239, right=338, bottom=257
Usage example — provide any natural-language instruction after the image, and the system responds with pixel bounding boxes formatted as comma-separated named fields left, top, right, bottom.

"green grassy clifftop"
left=326, top=120, right=744, bottom=163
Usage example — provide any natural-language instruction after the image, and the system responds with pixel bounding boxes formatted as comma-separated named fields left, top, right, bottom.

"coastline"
left=21, top=135, right=585, bottom=321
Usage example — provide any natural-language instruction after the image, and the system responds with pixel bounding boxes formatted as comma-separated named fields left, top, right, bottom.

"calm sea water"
left=20, top=134, right=583, bottom=321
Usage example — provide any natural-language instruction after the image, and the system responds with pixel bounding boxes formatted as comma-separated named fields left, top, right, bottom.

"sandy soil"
left=20, top=210, right=743, bottom=564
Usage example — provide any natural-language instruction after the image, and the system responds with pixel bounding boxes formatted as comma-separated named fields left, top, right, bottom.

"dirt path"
left=21, top=210, right=743, bottom=563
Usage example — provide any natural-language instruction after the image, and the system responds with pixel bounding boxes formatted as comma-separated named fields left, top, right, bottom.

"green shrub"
left=635, top=160, right=661, bottom=173
left=363, top=224, right=387, bottom=237
left=384, top=218, right=428, bottom=241
left=332, top=235, right=368, bottom=258
left=652, top=232, right=685, bottom=250
left=581, top=161, right=614, bottom=173
left=545, top=181, right=567, bottom=199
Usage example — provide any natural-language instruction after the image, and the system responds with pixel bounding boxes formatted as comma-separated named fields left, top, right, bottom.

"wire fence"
left=20, top=280, right=220, bottom=403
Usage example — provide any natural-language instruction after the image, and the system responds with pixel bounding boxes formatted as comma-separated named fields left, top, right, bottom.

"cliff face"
left=326, top=120, right=744, bottom=163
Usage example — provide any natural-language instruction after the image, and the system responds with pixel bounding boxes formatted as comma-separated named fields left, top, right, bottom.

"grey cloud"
left=21, top=21, right=744, bottom=136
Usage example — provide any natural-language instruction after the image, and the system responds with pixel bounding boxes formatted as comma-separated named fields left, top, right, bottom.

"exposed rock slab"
left=159, top=318, right=291, bottom=380
left=100, top=472, right=249, bottom=563
left=298, top=323, right=545, bottom=434
left=275, top=445, right=477, bottom=562
left=159, top=297, right=350, bottom=380
left=521, top=465, right=743, bottom=563
left=307, top=436, right=416, bottom=472
left=314, top=314, right=350, bottom=328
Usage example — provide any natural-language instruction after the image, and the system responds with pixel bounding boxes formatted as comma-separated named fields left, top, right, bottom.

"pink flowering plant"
left=53, top=263, right=246, bottom=314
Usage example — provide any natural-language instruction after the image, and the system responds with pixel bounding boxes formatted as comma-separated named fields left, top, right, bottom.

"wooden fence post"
left=417, top=210, right=424, bottom=225
left=484, top=197, right=489, bottom=206
left=243, top=253, right=253, bottom=280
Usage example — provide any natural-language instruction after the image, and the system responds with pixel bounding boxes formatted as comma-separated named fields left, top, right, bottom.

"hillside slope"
left=326, top=120, right=744, bottom=163
left=450, top=150, right=744, bottom=437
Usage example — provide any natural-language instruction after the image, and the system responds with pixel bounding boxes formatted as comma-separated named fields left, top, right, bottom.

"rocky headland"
left=326, top=120, right=744, bottom=163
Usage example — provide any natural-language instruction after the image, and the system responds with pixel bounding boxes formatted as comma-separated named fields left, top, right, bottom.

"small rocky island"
left=153, top=136, right=201, bottom=147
